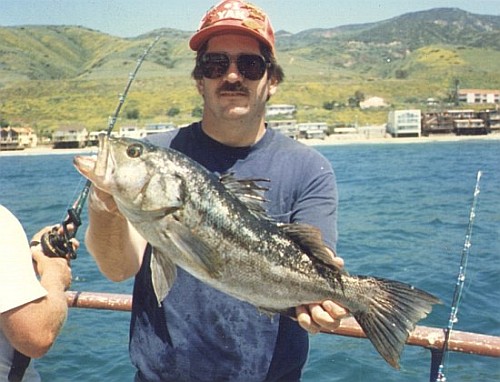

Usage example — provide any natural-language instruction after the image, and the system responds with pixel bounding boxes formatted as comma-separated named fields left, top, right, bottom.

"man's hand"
left=32, top=224, right=79, bottom=259
left=88, top=185, right=121, bottom=216
left=31, top=225, right=74, bottom=291
left=295, top=251, right=349, bottom=334
left=296, top=300, right=348, bottom=334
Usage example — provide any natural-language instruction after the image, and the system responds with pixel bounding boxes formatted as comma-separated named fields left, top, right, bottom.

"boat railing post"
left=429, top=348, right=444, bottom=382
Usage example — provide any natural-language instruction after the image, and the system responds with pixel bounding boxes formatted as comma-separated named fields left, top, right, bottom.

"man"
left=85, top=1, right=347, bottom=380
left=0, top=205, right=72, bottom=381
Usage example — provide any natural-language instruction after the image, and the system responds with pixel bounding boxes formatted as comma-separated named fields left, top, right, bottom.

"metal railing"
left=66, top=290, right=500, bottom=359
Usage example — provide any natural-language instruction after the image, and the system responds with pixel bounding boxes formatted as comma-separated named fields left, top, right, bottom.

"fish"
left=74, top=134, right=441, bottom=369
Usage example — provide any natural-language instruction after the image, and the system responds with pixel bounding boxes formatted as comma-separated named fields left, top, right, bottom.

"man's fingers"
left=296, top=305, right=321, bottom=334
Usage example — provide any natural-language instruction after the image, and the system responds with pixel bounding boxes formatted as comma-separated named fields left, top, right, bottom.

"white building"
left=266, top=104, right=296, bottom=117
left=0, top=127, right=38, bottom=150
left=297, top=122, right=328, bottom=140
left=268, top=120, right=298, bottom=139
left=119, top=126, right=147, bottom=139
left=145, top=122, right=176, bottom=136
left=52, top=126, right=88, bottom=148
left=387, top=110, right=421, bottom=137
left=458, top=89, right=499, bottom=104
left=360, top=96, right=387, bottom=109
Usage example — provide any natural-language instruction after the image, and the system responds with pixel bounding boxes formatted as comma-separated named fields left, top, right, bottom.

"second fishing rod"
left=39, top=36, right=160, bottom=260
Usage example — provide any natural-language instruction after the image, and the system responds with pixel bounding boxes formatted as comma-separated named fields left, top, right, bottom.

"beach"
left=1, top=132, right=500, bottom=157
left=301, top=131, right=500, bottom=146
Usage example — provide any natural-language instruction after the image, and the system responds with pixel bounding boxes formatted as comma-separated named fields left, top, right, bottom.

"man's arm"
left=85, top=186, right=147, bottom=281
left=0, top=239, right=71, bottom=358
left=289, top=154, right=348, bottom=333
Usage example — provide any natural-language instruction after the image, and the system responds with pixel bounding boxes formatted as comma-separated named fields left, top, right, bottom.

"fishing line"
left=433, top=170, right=482, bottom=382
left=58, top=175, right=87, bottom=223
left=39, top=36, right=160, bottom=259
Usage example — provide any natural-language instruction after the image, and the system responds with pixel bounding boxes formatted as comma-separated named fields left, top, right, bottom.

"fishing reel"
left=40, top=227, right=76, bottom=259
left=39, top=208, right=81, bottom=260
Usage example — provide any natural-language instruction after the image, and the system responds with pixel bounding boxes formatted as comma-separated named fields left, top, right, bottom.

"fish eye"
left=126, top=143, right=143, bottom=158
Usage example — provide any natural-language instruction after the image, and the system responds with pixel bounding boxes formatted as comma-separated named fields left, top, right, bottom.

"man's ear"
left=269, top=75, right=279, bottom=94
left=196, top=79, right=204, bottom=95
left=267, top=77, right=278, bottom=100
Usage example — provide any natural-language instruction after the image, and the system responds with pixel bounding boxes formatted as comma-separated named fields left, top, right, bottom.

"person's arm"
left=0, top=240, right=71, bottom=358
left=85, top=186, right=147, bottom=281
left=289, top=154, right=348, bottom=333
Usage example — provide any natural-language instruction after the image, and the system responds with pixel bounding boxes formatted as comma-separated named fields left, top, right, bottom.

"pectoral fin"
left=150, top=247, right=177, bottom=306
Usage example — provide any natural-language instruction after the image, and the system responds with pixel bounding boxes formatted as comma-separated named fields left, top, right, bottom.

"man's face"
left=196, top=34, right=277, bottom=123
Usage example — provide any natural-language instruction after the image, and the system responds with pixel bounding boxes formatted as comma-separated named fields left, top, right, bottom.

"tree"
left=323, top=101, right=334, bottom=110
left=450, top=78, right=460, bottom=106
left=348, top=91, right=365, bottom=108
left=191, top=106, right=203, bottom=118
left=126, top=108, right=140, bottom=119
left=167, top=107, right=180, bottom=117
left=395, top=69, right=408, bottom=79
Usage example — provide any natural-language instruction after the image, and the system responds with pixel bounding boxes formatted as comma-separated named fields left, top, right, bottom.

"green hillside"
left=0, top=8, right=499, bottom=133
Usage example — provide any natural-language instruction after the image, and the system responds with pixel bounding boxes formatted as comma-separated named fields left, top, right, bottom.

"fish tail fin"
left=351, top=276, right=441, bottom=369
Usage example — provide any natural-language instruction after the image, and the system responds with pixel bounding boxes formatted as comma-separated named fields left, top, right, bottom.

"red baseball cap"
left=189, top=0, right=276, bottom=54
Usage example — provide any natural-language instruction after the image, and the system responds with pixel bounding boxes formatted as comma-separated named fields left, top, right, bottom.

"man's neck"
left=201, top=115, right=267, bottom=147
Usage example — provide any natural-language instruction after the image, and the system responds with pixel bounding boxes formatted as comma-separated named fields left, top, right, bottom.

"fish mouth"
left=73, top=134, right=115, bottom=191
left=73, top=155, right=96, bottom=178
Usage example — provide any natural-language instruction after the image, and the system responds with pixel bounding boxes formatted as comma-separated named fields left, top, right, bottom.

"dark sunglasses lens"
left=201, top=53, right=229, bottom=79
left=237, top=55, right=267, bottom=80
left=201, top=53, right=268, bottom=80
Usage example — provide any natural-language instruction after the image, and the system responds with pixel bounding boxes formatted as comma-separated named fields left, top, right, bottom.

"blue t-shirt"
left=130, top=122, right=338, bottom=381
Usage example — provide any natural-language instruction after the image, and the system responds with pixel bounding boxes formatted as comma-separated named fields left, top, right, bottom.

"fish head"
left=74, top=134, right=184, bottom=219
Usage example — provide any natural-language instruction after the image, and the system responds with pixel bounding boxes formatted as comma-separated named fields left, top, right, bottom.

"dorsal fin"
left=219, top=173, right=270, bottom=218
left=279, top=223, right=341, bottom=270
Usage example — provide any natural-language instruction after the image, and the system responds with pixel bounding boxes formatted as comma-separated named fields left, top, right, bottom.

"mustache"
left=217, top=82, right=249, bottom=95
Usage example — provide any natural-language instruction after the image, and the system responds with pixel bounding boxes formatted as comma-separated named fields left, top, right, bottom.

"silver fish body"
left=74, top=135, right=440, bottom=369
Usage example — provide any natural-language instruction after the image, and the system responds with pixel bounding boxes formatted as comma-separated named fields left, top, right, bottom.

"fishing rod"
left=9, top=36, right=161, bottom=382
left=39, top=36, right=160, bottom=260
left=430, top=170, right=482, bottom=382
left=8, top=37, right=161, bottom=382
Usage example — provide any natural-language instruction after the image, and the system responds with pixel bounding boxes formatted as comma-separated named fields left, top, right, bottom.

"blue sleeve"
left=261, top=137, right=338, bottom=253
left=289, top=151, right=338, bottom=252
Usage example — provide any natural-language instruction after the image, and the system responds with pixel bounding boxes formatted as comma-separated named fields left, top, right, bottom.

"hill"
left=0, top=8, right=499, bottom=132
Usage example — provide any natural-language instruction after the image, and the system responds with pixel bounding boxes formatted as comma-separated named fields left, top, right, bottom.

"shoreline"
left=1, top=132, right=499, bottom=157
left=299, top=131, right=500, bottom=146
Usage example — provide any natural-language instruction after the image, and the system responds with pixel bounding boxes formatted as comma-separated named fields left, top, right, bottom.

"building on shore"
left=119, top=126, right=147, bottom=139
left=453, top=118, right=488, bottom=135
left=297, top=122, right=328, bottom=140
left=268, top=120, right=298, bottom=139
left=422, top=109, right=493, bottom=136
left=52, top=125, right=88, bottom=148
left=144, top=122, right=176, bottom=136
left=387, top=110, right=421, bottom=137
left=266, top=104, right=296, bottom=118
left=478, top=109, right=500, bottom=133
left=0, top=126, right=38, bottom=150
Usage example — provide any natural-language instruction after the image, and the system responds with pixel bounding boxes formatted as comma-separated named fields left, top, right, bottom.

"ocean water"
left=1, top=139, right=499, bottom=381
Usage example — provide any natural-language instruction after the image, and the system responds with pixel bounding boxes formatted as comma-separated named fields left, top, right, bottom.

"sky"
left=1, top=0, right=499, bottom=37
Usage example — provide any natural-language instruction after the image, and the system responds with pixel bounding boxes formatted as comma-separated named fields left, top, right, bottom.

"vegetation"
left=0, top=8, right=498, bottom=133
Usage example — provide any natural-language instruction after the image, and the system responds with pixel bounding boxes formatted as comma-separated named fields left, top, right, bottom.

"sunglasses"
left=200, top=53, right=270, bottom=81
